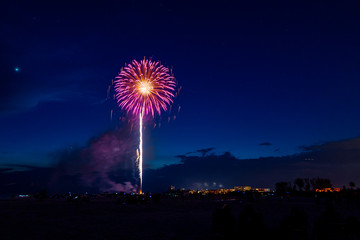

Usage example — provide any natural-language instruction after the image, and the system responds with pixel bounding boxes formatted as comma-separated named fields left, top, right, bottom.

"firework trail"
left=139, top=109, right=143, bottom=191
left=115, top=59, right=176, bottom=193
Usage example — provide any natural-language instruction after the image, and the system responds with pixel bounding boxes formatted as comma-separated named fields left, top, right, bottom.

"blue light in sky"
left=14, top=67, right=20, bottom=72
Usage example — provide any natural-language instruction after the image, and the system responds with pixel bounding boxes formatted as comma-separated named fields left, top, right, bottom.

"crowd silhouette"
left=212, top=200, right=360, bottom=240
left=211, top=180, right=360, bottom=240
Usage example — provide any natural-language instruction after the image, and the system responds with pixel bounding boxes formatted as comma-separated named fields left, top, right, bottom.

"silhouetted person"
left=313, top=203, right=344, bottom=240
left=212, top=204, right=236, bottom=240
left=237, top=204, right=265, bottom=239
left=152, top=193, right=161, bottom=203
left=343, top=216, right=360, bottom=239
left=345, top=189, right=358, bottom=210
left=279, top=207, right=308, bottom=240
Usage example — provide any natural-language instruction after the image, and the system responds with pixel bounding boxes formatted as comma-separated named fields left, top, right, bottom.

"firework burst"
left=114, top=59, right=176, bottom=117
left=114, top=59, right=176, bottom=193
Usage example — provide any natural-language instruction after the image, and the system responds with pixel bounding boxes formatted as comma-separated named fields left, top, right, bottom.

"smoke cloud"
left=52, top=127, right=139, bottom=193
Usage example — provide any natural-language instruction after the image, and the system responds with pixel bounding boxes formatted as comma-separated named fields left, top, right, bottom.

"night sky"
left=2, top=1, right=360, bottom=192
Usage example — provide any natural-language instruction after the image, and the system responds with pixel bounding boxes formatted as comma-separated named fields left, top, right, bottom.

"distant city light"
left=18, top=194, right=30, bottom=198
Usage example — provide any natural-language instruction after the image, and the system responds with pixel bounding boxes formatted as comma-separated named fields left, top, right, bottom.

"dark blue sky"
left=1, top=1, right=360, bottom=169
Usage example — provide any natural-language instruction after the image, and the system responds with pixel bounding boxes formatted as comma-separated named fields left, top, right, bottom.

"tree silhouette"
left=310, top=178, right=332, bottom=190
left=294, top=178, right=305, bottom=191
left=304, top=178, right=311, bottom=192
left=275, top=181, right=290, bottom=195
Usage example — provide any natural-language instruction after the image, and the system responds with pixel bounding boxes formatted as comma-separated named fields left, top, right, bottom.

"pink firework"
left=114, top=59, right=176, bottom=117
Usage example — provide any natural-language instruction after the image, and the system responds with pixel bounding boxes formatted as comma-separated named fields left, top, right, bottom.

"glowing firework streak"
left=115, top=59, right=176, bottom=193
left=139, top=109, right=143, bottom=193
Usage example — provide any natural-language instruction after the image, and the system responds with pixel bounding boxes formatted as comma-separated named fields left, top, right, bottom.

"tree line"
left=275, top=178, right=356, bottom=194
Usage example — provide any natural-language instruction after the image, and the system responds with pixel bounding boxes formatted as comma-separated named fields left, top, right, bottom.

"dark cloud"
left=144, top=137, right=360, bottom=192
left=185, top=151, right=196, bottom=155
left=299, top=138, right=360, bottom=151
left=175, top=155, right=187, bottom=161
left=2, top=137, right=360, bottom=194
left=274, top=148, right=280, bottom=152
left=196, top=147, right=215, bottom=157
left=184, top=148, right=215, bottom=157
left=259, top=142, right=272, bottom=146
left=0, top=168, right=13, bottom=173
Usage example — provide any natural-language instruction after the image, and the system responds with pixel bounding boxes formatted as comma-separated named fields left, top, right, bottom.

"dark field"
left=1, top=196, right=359, bottom=240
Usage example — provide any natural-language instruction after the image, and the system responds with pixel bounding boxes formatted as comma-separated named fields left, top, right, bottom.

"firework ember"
left=114, top=59, right=176, bottom=193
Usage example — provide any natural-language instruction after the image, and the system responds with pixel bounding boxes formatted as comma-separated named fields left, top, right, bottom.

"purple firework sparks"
left=114, top=59, right=176, bottom=117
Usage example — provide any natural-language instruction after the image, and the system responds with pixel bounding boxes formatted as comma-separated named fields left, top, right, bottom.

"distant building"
left=315, top=188, right=340, bottom=193
left=234, top=186, right=251, bottom=191
left=253, top=188, right=271, bottom=192
left=186, top=185, right=271, bottom=195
